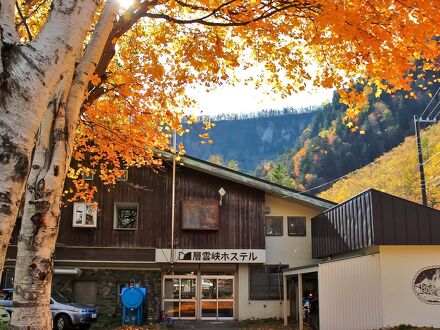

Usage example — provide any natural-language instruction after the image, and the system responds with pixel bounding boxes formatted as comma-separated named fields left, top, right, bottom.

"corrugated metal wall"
left=319, top=254, right=383, bottom=330
left=312, top=189, right=440, bottom=258
left=312, top=190, right=374, bottom=258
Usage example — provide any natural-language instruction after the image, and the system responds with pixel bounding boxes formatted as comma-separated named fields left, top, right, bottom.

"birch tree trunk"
left=0, top=0, right=99, bottom=279
left=11, top=1, right=119, bottom=328
left=11, top=94, right=63, bottom=329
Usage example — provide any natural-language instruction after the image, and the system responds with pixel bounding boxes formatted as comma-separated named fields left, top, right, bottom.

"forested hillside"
left=257, top=82, right=440, bottom=192
left=179, top=109, right=315, bottom=172
left=319, top=122, right=440, bottom=209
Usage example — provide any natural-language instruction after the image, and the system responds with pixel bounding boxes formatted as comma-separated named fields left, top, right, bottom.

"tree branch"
left=82, top=0, right=318, bottom=107
left=15, top=1, right=33, bottom=41
left=15, top=0, right=48, bottom=29
left=139, top=0, right=319, bottom=27
left=64, top=0, right=120, bottom=148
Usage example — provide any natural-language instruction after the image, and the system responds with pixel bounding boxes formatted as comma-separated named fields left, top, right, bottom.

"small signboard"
left=413, top=265, right=440, bottom=305
left=156, top=249, right=266, bottom=263
left=181, top=200, right=219, bottom=230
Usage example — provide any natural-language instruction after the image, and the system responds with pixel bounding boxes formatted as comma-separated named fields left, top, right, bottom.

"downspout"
left=170, top=131, right=177, bottom=274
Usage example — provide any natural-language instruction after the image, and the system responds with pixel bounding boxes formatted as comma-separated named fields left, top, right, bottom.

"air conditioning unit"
left=72, top=202, right=97, bottom=228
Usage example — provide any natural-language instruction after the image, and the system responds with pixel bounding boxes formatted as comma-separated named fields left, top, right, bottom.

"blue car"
left=0, top=289, right=98, bottom=330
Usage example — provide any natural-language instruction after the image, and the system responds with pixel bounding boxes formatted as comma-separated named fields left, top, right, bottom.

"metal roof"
left=312, top=189, right=440, bottom=258
left=164, top=153, right=335, bottom=210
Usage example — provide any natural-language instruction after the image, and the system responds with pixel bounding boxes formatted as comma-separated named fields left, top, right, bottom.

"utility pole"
left=414, top=86, right=440, bottom=206
left=170, top=130, right=177, bottom=274
left=414, top=116, right=428, bottom=205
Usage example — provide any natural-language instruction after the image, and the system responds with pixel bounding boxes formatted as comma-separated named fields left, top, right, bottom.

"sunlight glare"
left=119, top=0, right=134, bottom=10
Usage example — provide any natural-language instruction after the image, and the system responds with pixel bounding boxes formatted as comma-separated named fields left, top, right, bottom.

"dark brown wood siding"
left=57, top=164, right=265, bottom=250
left=312, top=189, right=440, bottom=258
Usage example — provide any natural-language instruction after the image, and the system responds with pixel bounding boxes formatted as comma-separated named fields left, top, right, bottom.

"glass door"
left=163, top=275, right=197, bottom=319
left=200, top=276, right=234, bottom=320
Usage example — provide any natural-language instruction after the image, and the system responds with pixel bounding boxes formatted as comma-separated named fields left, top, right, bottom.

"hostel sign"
left=156, top=249, right=266, bottom=263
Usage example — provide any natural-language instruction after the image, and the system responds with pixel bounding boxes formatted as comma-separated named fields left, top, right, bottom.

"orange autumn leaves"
left=15, top=0, right=440, bottom=201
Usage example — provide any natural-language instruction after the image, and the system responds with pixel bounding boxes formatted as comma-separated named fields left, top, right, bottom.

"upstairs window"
left=72, top=203, right=97, bottom=228
left=288, top=216, right=306, bottom=236
left=114, top=202, right=138, bottom=230
left=265, top=216, right=283, bottom=236
left=81, top=171, right=94, bottom=181
left=116, top=170, right=128, bottom=182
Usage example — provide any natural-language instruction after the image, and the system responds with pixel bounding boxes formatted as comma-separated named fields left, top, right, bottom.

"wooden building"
left=4, top=155, right=334, bottom=321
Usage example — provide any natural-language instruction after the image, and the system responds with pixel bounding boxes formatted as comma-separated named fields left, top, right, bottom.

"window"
left=249, top=265, right=288, bottom=300
left=81, top=171, right=94, bottom=181
left=265, top=216, right=283, bottom=236
left=72, top=202, right=97, bottom=228
left=114, top=202, right=138, bottom=230
left=116, top=170, right=128, bottom=182
left=116, top=282, right=128, bottom=305
left=1, top=268, right=14, bottom=289
left=288, top=217, right=306, bottom=236
left=73, top=281, right=97, bottom=306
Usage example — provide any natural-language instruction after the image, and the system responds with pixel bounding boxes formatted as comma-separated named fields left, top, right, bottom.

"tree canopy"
left=1, top=0, right=439, bottom=327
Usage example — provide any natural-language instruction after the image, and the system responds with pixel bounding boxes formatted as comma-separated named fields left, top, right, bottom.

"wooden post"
left=283, top=274, right=288, bottom=326
left=298, top=273, right=303, bottom=330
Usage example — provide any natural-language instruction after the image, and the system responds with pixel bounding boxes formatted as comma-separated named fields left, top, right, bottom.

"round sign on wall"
left=412, top=266, right=440, bottom=305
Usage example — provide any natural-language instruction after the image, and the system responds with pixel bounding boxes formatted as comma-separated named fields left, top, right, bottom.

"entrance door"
left=200, top=276, right=234, bottom=320
left=163, top=275, right=197, bottom=319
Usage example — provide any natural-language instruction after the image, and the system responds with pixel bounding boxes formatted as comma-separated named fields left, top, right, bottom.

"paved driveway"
left=172, top=320, right=239, bottom=329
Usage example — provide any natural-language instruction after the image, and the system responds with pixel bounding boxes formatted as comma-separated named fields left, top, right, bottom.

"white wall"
left=319, top=254, right=383, bottom=330
left=237, top=264, right=285, bottom=320
left=236, top=195, right=323, bottom=320
left=265, top=195, right=321, bottom=267
left=380, top=246, right=440, bottom=328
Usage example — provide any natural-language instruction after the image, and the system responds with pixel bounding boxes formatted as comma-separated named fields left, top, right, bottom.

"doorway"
left=163, top=275, right=197, bottom=319
left=200, top=276, right=234, bottom=320
left=162, top=274, right=234, bottom=320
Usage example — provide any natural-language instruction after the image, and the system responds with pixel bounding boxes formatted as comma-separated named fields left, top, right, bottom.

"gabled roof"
left=163, top=153, right=335, bottom=210
left=312, top=188, right=440, bottom=258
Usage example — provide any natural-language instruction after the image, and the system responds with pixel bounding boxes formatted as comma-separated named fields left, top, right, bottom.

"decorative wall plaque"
left=181, top=200, right=219, bottom=230
left=412, top=265, right=440, bottom=305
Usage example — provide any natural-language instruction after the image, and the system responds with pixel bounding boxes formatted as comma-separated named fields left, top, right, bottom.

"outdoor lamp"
left=218, top=187, right=226, bottom=205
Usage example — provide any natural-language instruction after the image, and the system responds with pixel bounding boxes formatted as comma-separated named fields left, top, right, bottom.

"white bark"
left=10, top=97, right=59, bottom=330
left=0, top=0, right=100, bottom=280
left=0, top=0, right=19, bottom=43
left=11, top=1, right=120, bottom=328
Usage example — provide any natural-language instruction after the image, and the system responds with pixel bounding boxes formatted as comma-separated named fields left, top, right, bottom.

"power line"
left=420, top=86, right=440, bottom=119
left=426, top=175, right=440, bottom=184
left=427, top=180, right=440, bottom=189
left=422, top=133, right=440, bottom=152
left=291, top=171, right=353, bottom=196
left=433, top=100, right=440, bottom=120
left=422, top=150, right=440, bottom=166
left=426, top=99, right=440, bottom=120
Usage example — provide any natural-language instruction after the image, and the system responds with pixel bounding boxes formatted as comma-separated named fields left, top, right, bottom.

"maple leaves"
left=12, top=0, right=440, bottom=200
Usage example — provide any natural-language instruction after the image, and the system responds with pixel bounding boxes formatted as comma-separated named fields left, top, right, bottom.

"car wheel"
left=54, top=314, right=71, bottom=330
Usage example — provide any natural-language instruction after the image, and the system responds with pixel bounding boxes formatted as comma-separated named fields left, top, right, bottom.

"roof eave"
left=179, top=156, right=334, bottom=210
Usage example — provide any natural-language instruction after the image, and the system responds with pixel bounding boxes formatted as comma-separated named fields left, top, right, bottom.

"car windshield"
left=52, top=291, right=71, bottom=304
